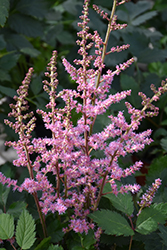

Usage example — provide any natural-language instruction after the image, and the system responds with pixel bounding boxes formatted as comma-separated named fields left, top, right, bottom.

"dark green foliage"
left=0, top=0, right=9, bottom=27
left=103, top=183, right=134, bottom=216
left=89, top=210, right=134, bottom=236
left=136, top=203, right=167, bottom=235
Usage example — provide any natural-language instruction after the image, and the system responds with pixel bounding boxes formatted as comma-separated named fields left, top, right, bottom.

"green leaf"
left=7, top=201, right=27, bottom=218
left=63, top=0, right=82, bottom=15
left=146, top=155, right=167, bottom=185
left=153, top=128, right=167, bottom=140
left=82, top=230, right=96, bottom=249
left=104, top=191, right=134, bottom=216
left=134, top=232, right=167, bottom=250
left=0, top=35, right=6, bottom=50
left=158, top=224, right=167, bottom=246
left=0, top=53, right=20, bottom=71
left=5, top=34, right=40, bottom=55
left=160, top=138, right=167, bottom=151
left=57, top=31, right=75, bottom=45
left=0, top=0, right=9, bottom=27
left=89, top=210, right=134, bottom=236
left=136, top=203, right=167, bottom=235
left=0, top=213, right=14, bottom=240
left=30, top=75, right=42, bottom=95
left=16, top=0, right=48, bottom=18
left=0, top=85, right=16, bottom=98
left=125, top=1, right=153, bottom=20
left=34, top=237, right=51, bottom=250
left=122, top=31, right=149, bottom=58
left=47, top=245, right=63, bottom=250
left=138, top=48, right=167, bottom=64
left=8, top=13, right=43, bottom=38
left=131, top=11, right=157, bottom=26
left=0, top=184, right=10, bottom=207
left=20, top=47, right=40, bottom=57
left=0, top=69, right=11, bottom=82
left=120, top=74, right=141, bottom=108
left=16, top=210, right=36, bottom=249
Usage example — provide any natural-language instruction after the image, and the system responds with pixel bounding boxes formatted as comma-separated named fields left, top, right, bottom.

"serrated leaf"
left=34, top=237, right=51, bottom=250
left=7, top=201, right=27, bottom=218
left=158, top=224, right=167, bottom=246
left=0, top=0, right=9, bottom=27
left=136, top=203, right=167, bottom=235
left=8, top=13, right=43, bottom=38
left=104, top=191, right=134, bottom=216
left=16, top=210, right=36, bottom=249
left=89, top=210, right=134, bottom=236
left=131, top=11, right=157, bottom=26
left=0, top=213, right=14, bottom=240
left=47, top=245, right=63, bottom=250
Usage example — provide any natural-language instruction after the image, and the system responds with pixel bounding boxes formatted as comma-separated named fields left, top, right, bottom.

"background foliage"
left=0, top=0, right=167, bottom=249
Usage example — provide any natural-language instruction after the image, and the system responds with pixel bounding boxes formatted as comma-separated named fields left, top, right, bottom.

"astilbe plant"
left=1, top=0, right=167, bottom=248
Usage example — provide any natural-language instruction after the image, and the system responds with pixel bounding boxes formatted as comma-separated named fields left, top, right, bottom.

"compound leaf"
left=0, top=213, right=14, bottom=240
left=89, top=210, right=134, bottom=236
left=16, top=210, right=36, bottom=249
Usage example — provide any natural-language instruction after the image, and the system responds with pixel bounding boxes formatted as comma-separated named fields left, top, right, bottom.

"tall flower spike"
left=137, top=178, right=162, bottom=214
